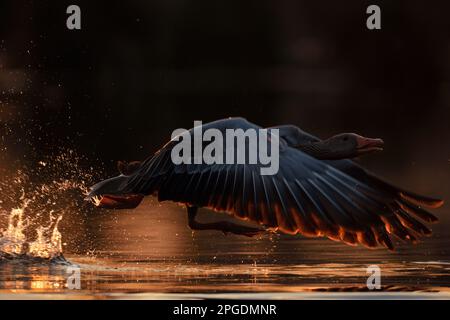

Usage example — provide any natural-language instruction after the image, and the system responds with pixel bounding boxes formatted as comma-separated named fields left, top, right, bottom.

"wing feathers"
left=397, top=200, right=439, bottom=223
left=121, top=124, right=441, bottom=251
left=271, top=176, right=297, bottom=234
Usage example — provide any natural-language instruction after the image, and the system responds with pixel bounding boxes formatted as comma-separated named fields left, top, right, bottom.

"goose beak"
left=356, top=137, right=384, bottom=155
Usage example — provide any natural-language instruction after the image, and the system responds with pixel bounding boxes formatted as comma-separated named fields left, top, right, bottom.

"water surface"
left=1, top=199, right=450, bottom=299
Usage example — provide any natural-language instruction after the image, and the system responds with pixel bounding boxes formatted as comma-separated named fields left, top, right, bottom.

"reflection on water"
left=1, top=198, right=450, bottom=299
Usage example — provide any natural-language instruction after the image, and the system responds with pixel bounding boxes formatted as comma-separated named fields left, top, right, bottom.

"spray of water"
left=0, top=149, right=101, bottom=262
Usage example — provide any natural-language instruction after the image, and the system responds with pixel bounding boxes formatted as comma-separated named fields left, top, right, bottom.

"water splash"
left=0, top=200, right=63, bottom=260
left=28, top=214, right=63, bottom=259
left=0, top=203, right=29, bottom=255
left=0, top=149, right=101, bottom=263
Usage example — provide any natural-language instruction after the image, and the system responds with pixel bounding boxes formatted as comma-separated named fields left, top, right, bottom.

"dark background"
left=0, top=0, right=449, bottom=220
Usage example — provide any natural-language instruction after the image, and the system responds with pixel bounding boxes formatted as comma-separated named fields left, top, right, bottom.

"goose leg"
left=186, top=205, right=264, bottom=237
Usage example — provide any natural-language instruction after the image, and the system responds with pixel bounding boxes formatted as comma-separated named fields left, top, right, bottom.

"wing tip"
left=400, top=192, right=444, bottom=209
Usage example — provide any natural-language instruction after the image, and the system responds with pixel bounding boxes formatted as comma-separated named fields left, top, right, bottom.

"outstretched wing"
left=124, top=119, right=442, bottom=250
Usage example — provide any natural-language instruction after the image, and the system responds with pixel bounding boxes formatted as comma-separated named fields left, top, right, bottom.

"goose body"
left=88, top=117, right=443, bottom=250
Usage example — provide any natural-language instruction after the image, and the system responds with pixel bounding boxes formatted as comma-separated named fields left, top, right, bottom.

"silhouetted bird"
left=87, top=118, right=443, bottom=250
